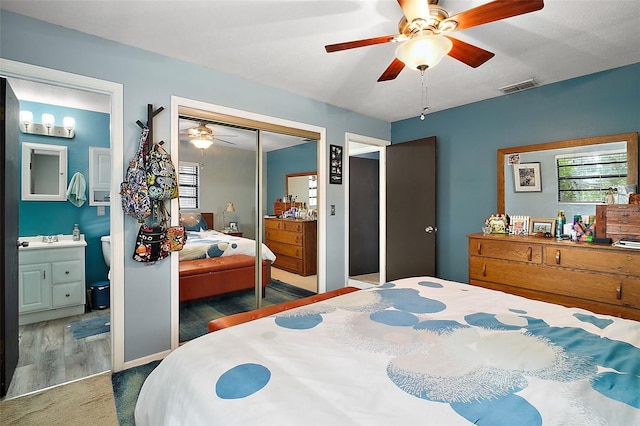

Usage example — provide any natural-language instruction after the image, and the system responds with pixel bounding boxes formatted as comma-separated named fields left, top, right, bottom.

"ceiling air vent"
left=499, top=78, right=538, bottom=94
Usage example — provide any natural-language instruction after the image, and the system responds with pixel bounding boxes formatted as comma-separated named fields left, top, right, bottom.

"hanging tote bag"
left=146, top=143, right=179, bottom=201
left=132, top=223, right=170, bottom=263
left=159, top=202, right=186, bottom=252
left=120, top=127, right=152, bottom=220
left=166, top=225, right=186, bottom=251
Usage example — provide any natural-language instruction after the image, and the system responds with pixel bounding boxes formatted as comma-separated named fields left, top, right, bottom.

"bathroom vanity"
left=18, top=235, right=87, bottom=325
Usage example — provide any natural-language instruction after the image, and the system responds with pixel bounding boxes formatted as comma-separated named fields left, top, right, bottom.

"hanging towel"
left=66, top=172, right=87, bottom=207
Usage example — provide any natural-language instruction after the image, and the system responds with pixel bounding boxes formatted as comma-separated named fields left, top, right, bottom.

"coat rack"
left=136, top=103, right=165, bottom=154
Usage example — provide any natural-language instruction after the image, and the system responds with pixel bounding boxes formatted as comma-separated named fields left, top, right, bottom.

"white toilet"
left=101, top=235, right=111, bottom=279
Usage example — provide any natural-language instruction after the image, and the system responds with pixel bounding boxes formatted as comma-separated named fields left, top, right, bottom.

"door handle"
left=425, top=226, right=437, bottom=234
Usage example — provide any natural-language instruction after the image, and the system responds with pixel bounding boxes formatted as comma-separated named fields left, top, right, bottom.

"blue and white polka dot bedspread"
left=135, top=276, right=640, bottom=425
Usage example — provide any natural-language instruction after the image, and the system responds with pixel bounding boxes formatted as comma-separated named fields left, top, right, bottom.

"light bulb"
left=41, top=113, right=55, bottom=134
left=19, top=110, right=33, bottom=132
left=63, top=117, right=75, bottom=136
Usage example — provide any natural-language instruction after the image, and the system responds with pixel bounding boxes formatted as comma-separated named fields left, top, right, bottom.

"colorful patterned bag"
left=166, top=225, right=186, bottom=251
left=120, top=127, right=151, bottom=220
left=132, top=223, right=170, bottom=263
left=146, top=143, right=178, bottom=201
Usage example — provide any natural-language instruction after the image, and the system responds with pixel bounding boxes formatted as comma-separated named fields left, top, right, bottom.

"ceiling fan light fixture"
left=395, top=35, right=453, bottom=71
left=190, top=138, right=214, bottom=150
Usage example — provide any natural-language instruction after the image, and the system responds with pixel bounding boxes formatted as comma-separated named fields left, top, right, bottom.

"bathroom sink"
left=19, top=235, right=87, bottom=250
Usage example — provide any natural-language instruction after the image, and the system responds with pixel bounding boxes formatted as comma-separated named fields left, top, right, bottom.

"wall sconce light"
left=19, top=110, right=75, bottom=138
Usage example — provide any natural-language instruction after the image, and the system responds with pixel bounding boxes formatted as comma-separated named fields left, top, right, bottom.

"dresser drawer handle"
left=616, top=285, right=622, bottom=300
left=477, top=242, right=482, bottom=255
left=527, top=247, right=532, bottom=261
left=555, top=250, right=561, bottom=265
left=65, top=270, right=70, bottom=275
left=66, top=293, right=70, bottom=298
left=482, top=263, right=487, bottom=277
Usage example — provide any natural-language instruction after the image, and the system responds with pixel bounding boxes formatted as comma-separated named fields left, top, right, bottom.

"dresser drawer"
left=273, top=255, right=303, bottom=274
left=468, top=238, right=542, bottom=263
left=469, top=257, right=625, bottom=305
left=265, top=240, right=303, bottom=259
left=543, top=246, right=640, bottom=276
left=51, top=260, right=83, bottom=283
left=266, top=229, right=303, bottom=246
left=52, top=281, right=85, bottom=307
left=621, top=279, right=640, bottom=309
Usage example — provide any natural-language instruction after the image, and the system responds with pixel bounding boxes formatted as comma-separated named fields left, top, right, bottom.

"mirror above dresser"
left=498, top=132, right=639, bottom=217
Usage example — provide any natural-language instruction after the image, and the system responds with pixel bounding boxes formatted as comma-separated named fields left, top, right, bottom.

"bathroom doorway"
left=0, top=61, right=123, bottom=398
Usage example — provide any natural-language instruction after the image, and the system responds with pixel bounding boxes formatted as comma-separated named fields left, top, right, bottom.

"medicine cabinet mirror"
left=21, top=142, right=68, bottom=201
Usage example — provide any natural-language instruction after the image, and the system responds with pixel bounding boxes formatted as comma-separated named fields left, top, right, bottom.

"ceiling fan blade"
left=446, top=36, right=495, bottom=68
left=325, top=35, right=398, bottom=53
left=378, top=58, right=405, bottom=82
left=397, top=0, right=430, bottom=23
left=448, top=0, right=544, bottom=31
left=215, top=137, right=236, bottom=145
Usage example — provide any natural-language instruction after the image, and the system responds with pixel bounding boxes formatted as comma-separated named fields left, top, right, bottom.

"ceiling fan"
left=179, top=120, right=237, bottom=149
left=325, top=0, right=544, bottom=82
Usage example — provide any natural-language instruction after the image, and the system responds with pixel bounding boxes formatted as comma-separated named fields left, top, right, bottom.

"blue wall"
left=391, top=63, right=640, bottom=283
left=19, top=101, right=111, bottom=287
left=267, top=141, right=317, bottom=214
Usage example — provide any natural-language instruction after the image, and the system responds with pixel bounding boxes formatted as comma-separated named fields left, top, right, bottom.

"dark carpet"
left=69, top=315, right=110, bottom=339
left=111, top=360, right=161, bottom=426
left=180, top=279, right=316, bottom=342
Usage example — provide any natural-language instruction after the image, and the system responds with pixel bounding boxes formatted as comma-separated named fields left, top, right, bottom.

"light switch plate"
left=97, top=205, right=105, bottom=216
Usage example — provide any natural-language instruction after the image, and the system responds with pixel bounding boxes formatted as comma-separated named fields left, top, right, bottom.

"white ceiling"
left=2, top=0, right=639, bottom=123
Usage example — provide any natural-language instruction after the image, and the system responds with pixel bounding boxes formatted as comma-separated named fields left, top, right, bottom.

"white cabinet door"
left=18, top=263, right=51, bottom=313
left=89, top=146, right=111, bottom=206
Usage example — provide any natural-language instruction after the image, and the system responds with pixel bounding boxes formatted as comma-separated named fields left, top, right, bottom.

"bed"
left=179, top=212, right=276, bottom=302
left=136, top=276, right=640, bottom=425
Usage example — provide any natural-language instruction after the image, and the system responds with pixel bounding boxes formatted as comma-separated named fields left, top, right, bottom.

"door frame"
left=170, top=96, right=327, bottom=350
left=0, top=58, right=125, bottom=372
left=344, top=133, right=390, bottom=287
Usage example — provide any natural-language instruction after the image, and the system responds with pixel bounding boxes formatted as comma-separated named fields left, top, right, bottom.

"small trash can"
left=91, top=281, right=110, bottom=310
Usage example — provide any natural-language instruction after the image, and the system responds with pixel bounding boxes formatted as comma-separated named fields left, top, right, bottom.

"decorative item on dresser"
left=273, top=201, right=304, bottom=216
left=265, top=218, right=317, bottom=276
left=595, top=204, right=640, bottom=243
left=468, top=233, right=640, bottom=321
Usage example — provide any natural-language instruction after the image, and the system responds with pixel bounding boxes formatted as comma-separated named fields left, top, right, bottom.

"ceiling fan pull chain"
left=420, top=68, right=429, bottom=121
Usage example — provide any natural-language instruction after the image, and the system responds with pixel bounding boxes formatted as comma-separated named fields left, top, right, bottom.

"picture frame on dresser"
left=530, top=218, right=555, bottom=236
left=513, top=162, right=541, bottom=192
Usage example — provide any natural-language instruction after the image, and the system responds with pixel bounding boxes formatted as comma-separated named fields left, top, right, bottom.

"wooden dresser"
left=265, top=218, right=317, bottom=276
left=468, top=234, right=640, bottom=321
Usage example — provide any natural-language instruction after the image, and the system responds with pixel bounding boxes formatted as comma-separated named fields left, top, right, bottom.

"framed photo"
left=530, top=218, right=555, bottom=236
left=513, top=162, right=541, bottom=192
left=329, top=144, right=343, bottom=185
left=510, top=215, right=530, bottom=236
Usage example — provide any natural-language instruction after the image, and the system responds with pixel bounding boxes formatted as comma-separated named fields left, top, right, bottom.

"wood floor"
left=5, top=310, right=111, bottom=399
left=271, top=267, right=318, bottom=293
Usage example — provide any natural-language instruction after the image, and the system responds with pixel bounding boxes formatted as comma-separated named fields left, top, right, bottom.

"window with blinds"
left=556, top=150, right=627, bottom=203
left=308, top=175, right=317, bottom=208
left=178, top=162, right=199, bottom=209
